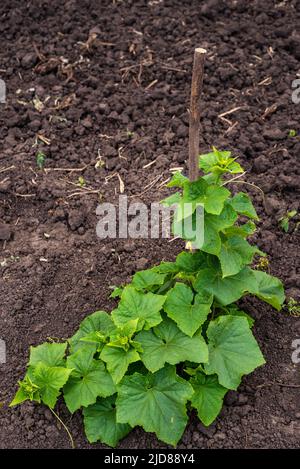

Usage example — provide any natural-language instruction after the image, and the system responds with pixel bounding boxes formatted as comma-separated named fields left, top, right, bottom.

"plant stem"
left=189, top=48, right=206, bottom=182
left=223, top=179, right=266, bottom=205
left=49, top=407, right=75, bottom=449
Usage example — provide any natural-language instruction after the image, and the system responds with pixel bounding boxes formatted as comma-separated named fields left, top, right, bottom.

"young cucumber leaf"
left=199, top=149, right=243, bottom=176
left=229, top=193, right=258, bottom=220
left=219, top=235, right=262, bottom=278
left=183, top=178, right=230, bottom=215
left=248, top=270, right=285, bottom=311
left=200, top=205, right=238, bottom=255
left=194, top=266, right=257, bottom=305
left=112, top=286, right=166, bottom=330
left=29, top=342, right=68, bottom=367
left=10, top=386, right=40, bottom=407
left=223, top=221, right=256, bottom=238
left=175, top=251, right=208, bottom=273
left=10, top=363, right=71, bottom=409
left=164, top=283, right=213, bottom=337
left=132, top=269, right=168, bottom=291
left=116, top=365, right=193, bottom=446
left=69, top=311, right=115, bottom=353
left=109, top=318, right=139, bottom=345
left=64, top=348, right=116, bottom=413
left=10, top=368, right=42, bottom=406
left=83, top=395, right=131, bottom=447
left=152, top=261, right=179, bottom=274
left=136, top=317, right=208, bottom=373
left=166, top=171, right=188, bottom=188
left=32, top=363, right=72, bottom=408
left=190, top=373, right=228, bottom=426
left=204, top=315, right=265, bottom=390
left=100, top=346, right=140, bottom=384
left=171, top=187, right=235, bottom=250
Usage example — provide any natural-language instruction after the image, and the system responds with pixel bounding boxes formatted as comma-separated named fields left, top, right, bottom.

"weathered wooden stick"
left=189, top=48, right=206, bottom=181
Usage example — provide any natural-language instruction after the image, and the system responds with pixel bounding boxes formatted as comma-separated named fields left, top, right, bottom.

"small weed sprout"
left=286, top=298, right=300, bottom=317
left=279, top=210, right=298, bottom=233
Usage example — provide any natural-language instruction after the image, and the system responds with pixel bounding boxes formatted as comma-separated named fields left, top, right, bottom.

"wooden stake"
left=189, top=48, right=206, bottom=181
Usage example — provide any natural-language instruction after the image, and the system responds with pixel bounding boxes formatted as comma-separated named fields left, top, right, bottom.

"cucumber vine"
left=11, top=148, right=285, bottom=448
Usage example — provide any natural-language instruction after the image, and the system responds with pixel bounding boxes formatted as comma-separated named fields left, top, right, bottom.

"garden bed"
left=0, top=0, right=299, bottom=449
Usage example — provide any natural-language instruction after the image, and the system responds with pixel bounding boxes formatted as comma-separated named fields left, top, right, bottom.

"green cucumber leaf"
left=33, top=363, right=72, bottom=408
left=175, top=250, right=208, bottom=273
left=100, top=346, right=140, bottom=384
left=109, top=319, right=139, bottom=344
left=166, top=171, right=188, bottom=188
left=229, top=192, right=258, bottom=220
left=164, top=283, right=213, bottom=336
left=219, top=235, right=261, bottom=278
left=116, top=365, right=193, bottom=446
left=204, top=185, right=231, bottom=215
left=201, top=205, right=238, bottom=255
left=227, top=161, right=244, bottom=174
left=64, top=348, right=115, bottom=413
left=83, top=395, right=131, bottom=447
left=152, top=262, right=179, bottom=274
left=249, top=270, right=285, bottom=310
left=199, top=150, right=230, bottom=173
left=136, top=317, right=208, bottom=372
left=112, top=286, right=166, bottom=330
left=10, top=369, right=41, bottom=406
left=184, top=179, right=230, bottom=215
left=69, top=311, right=115, bottom=353
left=223, top=221, right=256, bottom=238
left=29, top=342, right=67, bottom=368
left=194, top=266, right=257, bottom=305
left=204, top=315, right=265, bottom=390
left=132, top=270, right=167, bottom=291
left=190, top=373, right=227, bottom=426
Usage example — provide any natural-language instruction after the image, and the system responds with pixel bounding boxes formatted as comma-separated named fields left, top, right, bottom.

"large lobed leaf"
left=100, top=346, right=140, bottom=384
left=112, top=286, right=166, bottom=330
left=183, top=178, right=231, bottom=215
left=132, top=270, right=168, bottom=291
left=194, top=263, right=285, bottom=310
left=136, top=317, right=208, bottom=372
left=204, top=315, right=265, bottom=390
left=116, top=365, right=193, bottom=446
left=194, top=266, right=256, bottom=305
left=164, top=283, right=213, bottom=336
left=229, top=192, right=258, bottom=220
left=29, top=342, right=68, bottom=368
left=64, top=348, right=115, bottom=413
left=83, top=395, right=131, bottom=447
left=249, top=270, right=285, bottom=311
left=190, top=373, right=227, bottom=426
left=32, top=363, right=72, bottom=408
left=219, top=235, right=262, bottom=278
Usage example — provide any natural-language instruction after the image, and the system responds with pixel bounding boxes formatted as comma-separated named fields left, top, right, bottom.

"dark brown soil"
left=0, top=0, right=300, bottom=449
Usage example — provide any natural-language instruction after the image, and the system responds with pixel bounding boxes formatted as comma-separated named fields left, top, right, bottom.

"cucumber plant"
left=11, top=148, right=285, bottom=448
